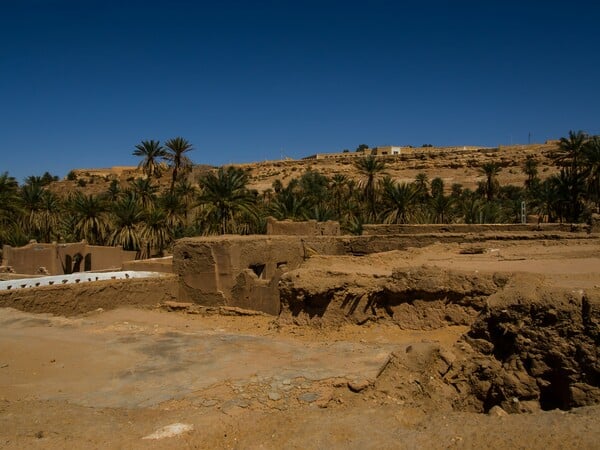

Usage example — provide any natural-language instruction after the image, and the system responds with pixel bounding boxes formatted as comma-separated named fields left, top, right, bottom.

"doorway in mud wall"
left=72, top=253, right=83, bottom=273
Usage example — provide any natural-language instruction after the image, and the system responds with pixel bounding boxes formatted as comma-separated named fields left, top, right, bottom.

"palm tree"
left=104, top=179, right=121, bottom=202
left=430, top=177, right=445, bottom=198
left=553, top=130, right=588, bottom=170
left=458, top=191, right=484, bottom=224
left=157, top=190, right=186, bottom=238
left=0, top=172, right=22, bottom=245
left=479, top=162, right=502, bottom=201
left=108, top=192, right=145, bottom=253
left=197, top=166, right=257, bottom=234
left=380, top=177, right=417, bottom=224
left=36, top=190, right=62, bottom=242
left=582, top=136, right=600, bottom=212
left=299, top=170, right=330, bottom=212
left=355, top=156, right=386, bottom=220
left=430, top=193, right=454, bottom=224
left=69, top=192, right=109, bottom=245
left=330, top=174, right=349, bottom=219
left=450, top=183, right=464, bottom=198
left=174, top=179, right=198, bottom=227
left=414, top=173, right=429, bottom=202
left=523, top=156, right=539, bottom=191
left=269, top=179, right=310, bottom=221
left=133, top=140, right=167, bottom=179
left=164, top=137, right=194, bottom=191
left=20, top=182, right=44, bottom=238
left=140, top=208, right=171, bottom=257
left=130, top=177, right=158, bottom=210
left=24, top=175, right=44, bottom=188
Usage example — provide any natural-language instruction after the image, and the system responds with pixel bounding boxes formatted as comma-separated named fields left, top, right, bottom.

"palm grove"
left=1, top=131, right=599, bottom=258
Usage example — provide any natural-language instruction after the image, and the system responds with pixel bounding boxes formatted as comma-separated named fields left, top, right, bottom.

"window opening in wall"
left=72, top=253, right=83, bottom=273
left=249, top=263, right=266, bottom=279
left=84, top=253, right=92, bottom=271
left=64, top=255, right=72, bottom=274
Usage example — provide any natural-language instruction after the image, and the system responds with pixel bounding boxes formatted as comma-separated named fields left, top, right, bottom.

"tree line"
left=1, top=131, right=598, bottom=258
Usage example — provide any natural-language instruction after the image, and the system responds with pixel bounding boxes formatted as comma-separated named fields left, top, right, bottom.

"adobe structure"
left=172, top=219, right=596, bottom=315
left=1, top=241, right=137, bottom=275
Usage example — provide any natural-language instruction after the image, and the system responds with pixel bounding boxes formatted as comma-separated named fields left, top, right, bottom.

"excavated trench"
left=278, top=266, right=600, bottom=413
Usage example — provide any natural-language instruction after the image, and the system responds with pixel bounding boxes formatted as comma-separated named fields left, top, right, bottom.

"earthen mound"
left=445, top=283, right=600, bottom=412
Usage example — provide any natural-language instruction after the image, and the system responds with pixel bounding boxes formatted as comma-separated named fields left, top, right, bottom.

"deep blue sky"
left=2, top=0, right=600, bottom=182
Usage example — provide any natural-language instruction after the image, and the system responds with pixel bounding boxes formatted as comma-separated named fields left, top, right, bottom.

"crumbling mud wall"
left=0, top=275, right=177, bottom=316
left=278, top=265, right=509, bottom=328
left=361, top=223, right=583, bottom=235
left=279, top=261, right=600, bottom=413
left=122, top=256, right=173, bottom=273
left=444, top=282, right=600, bottom=413
left=266, top=217, right=341, bottom=236
left=172, top=232, right=596, bottom=315
left=173, top=235, right=344, bottom=315
left=338, top=232, right=596, bottom=256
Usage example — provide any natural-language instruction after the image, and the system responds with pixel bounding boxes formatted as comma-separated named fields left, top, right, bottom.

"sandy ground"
left=1, top=237, right=600, bottom=449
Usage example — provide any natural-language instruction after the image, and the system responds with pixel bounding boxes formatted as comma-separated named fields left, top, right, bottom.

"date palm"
left=164, top=137, right=194, bottom=190
left=174, top=179, right=198, bottom=226
left=523, top=156, right=539, bottom=191
left=355, top=156, right=386, bottom=220
left=130, top=177, right=158, bottom=210
left=553, top=130, right=588, bottom=170
left=430, top=177, right=445, bottom=199
left=414, top=173, right=429, bottom=202
left=133, top=140, right=167, bottom=179
left=479, top=162, right=502, bottom=201
left=36, top=190, right=62, bottom=242
left=21, top=183, right=60, bottom=242
left=330, top=174, right=349, bottom=219
left=380, top=177, right=417, bottom=224
left=0, top=172, right=21, bottom=238
left=108, top=191, right=145, bottom=253
left=430, top=193, right=454, bottom=224
left=582, top=136, right=600, bottom=212
left=197, top=166, right=257, bottom=234
left=299, top=170, right=330, bottom=212
left=269, top=179, right=310, bottom=221
left=157, top=190, right=186, bottom=237
left=140, top=208, right=171, bottom=257
left=69, top=192, right=109, bottom=245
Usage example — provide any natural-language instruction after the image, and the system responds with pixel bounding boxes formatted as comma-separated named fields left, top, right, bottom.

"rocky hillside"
left=47, top=142, right=560, bottom=196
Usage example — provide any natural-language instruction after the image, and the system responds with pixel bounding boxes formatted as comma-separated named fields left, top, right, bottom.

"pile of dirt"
left=279, top=256, right=600, bottom=414
left=444, top=282, right=600, bottom=413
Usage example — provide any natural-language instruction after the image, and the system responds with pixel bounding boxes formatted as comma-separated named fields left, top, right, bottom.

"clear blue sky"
left=2, top=0, right=600, bottom=182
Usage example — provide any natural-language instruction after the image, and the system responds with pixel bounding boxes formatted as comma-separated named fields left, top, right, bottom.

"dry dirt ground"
left=1, top=238, right=600, bottom=449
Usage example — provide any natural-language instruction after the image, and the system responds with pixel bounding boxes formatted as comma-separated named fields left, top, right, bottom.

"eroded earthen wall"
left=361, top=223, right=583, bottom=235
left=266, top=217, right=340, bottom=236
left=173, top=235, right=343, bottom=314
left=0, top=275, right=177, bottom=316
left=122, top=256, right=173, bottom=273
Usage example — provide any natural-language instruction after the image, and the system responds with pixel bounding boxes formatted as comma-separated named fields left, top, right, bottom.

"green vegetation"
left=1, top=131, right=599, bottom=259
